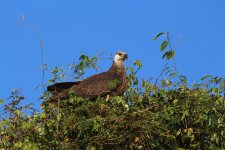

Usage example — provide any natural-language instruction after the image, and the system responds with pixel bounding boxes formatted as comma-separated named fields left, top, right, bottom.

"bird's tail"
left=47, top=82, right=80, bottom=93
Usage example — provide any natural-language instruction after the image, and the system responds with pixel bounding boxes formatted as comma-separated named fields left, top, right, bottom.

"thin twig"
left=134, top=66, right=141, bottom=75
left=154, top=62, right=170, bottom=87
left=18, top=16, right=46, bottom=92
left=166, top=32, right=183, bottom=83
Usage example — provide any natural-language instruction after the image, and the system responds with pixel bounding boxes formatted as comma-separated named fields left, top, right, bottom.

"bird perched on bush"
left=47, top=51, right=128, bottom=100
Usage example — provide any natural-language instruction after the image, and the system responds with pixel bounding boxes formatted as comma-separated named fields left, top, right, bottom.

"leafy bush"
left=0, top=33, right=224, bottom=149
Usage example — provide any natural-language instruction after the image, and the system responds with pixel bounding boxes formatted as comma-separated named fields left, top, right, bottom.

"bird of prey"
left=47, top=51, right=128, bottom=100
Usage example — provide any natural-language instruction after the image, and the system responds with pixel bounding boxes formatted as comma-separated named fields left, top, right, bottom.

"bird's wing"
left=69, top=72, right=122, bottom=98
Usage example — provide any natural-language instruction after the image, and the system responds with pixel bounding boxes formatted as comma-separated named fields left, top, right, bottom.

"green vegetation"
left=0, top=33, right=224, bottom=149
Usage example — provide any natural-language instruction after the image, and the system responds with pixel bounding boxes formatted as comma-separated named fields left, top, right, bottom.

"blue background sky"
left=1, top=0, right=225, bottom=110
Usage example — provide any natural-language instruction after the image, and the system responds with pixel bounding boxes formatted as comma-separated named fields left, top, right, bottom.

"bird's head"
left=109, top=51, right=128, bottom=73
left=114, top=51, right=128, bottom=63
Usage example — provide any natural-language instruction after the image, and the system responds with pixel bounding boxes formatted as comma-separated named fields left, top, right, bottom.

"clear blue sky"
left=1, top=1, right=225, bottom=110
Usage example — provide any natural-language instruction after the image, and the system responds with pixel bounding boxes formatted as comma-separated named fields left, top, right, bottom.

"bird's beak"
left=124, top=54, right=128, bottom=60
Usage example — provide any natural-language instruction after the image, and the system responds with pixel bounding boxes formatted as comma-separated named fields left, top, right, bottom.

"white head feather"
left=114, top=51, right=128, bottom=66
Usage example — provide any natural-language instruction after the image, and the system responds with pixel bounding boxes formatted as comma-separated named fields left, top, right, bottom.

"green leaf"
left=57, top=113, right=62, bottom=121
left=133, top=60, right=142, bottom=67
left=90, top=146, right=96, bottom=150
left=167, top=50, right=175, bottom=60
left=40, top=113, right=46, bottom=119
left=162, top=51, right=169, bottom=59
left=160, top=41, right=168, bottom=51
left=162, top=50, right=175, bottom=60
left=79, top=54, right=88, bottom=61
left=51, top=66, right=59, bottom=74
left=0, top=99, right=3, bottom=104
left=176, top=129, right=181, bottom=136
left=200, top=75, right=212, bottom=80
left=153, top=32, right=164, bottom=40
left=161, top=79, right=167, bottom=86
left=181, top=110, right=189, bottom=120
left=169, top=73, right=177, bottom=78
left=107, top=79, right=121, bottom=89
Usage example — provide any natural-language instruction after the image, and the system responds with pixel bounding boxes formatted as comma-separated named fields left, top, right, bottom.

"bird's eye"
left=118, top=53, right=122, bottom=56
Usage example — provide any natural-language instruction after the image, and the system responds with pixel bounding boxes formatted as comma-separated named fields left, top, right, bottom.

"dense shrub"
left=0, top=33, right=224, bottom=149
